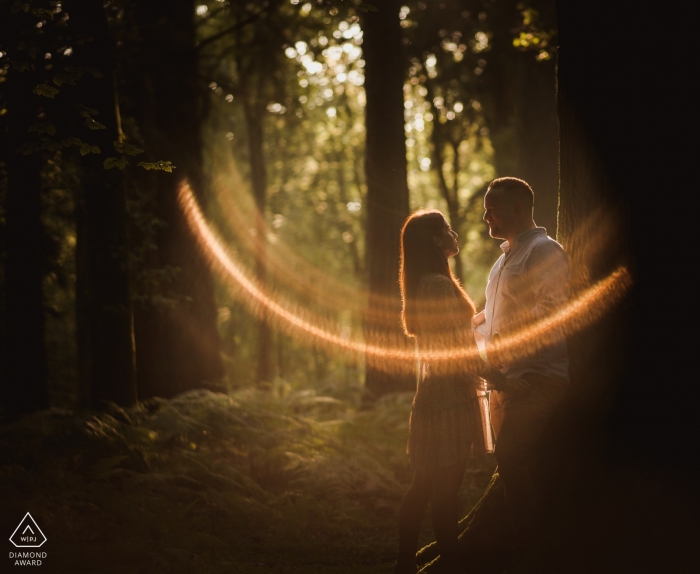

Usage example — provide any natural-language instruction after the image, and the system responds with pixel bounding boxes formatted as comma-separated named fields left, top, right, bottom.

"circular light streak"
left=179, top=182, right=632, bottom=372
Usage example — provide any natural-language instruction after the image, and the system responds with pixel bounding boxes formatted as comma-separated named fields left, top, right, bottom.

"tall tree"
left=362, top=0, right=412, bottom=397
left=131, top=0, right=224, bottom=398
left=65, top=0, right=138, bottom=409
left=0, top=5, right=49, bottom=415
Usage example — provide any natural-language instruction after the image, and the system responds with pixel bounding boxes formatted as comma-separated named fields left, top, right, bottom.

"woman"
left=395, top=209, right=489, bottom=574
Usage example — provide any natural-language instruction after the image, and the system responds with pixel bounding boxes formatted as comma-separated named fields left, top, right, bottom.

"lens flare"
left=209, top=166, right=403, bottom=326
left=179, top=182, right=631, bottom=374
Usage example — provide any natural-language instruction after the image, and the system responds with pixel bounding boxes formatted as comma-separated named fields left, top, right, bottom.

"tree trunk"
left=132, top=0, right=224, bottom=399
left=243, top=98, right=273, bottom=386
left=74, top=182, right=91, bottom=410
left=1, top=31, right=49, bottom=414
left=67, top=0, right=137, bottom=408
left=362, top=0, right=413, bottom=398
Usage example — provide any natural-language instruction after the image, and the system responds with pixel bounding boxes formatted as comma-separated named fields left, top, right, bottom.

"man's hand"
left=499, top=378, right=531, bottom=397
left=480, top=363, right=531, bottom=397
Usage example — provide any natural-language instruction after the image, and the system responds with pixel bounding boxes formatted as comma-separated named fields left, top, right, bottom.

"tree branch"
left=196, top=6, right=270, bottom=52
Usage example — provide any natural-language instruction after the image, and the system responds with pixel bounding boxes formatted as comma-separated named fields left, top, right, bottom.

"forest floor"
left=0, top=388, right=495, bottom=573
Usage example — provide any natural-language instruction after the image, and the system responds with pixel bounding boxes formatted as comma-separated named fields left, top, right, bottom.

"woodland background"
left=0, top=1, right=698, bottom=573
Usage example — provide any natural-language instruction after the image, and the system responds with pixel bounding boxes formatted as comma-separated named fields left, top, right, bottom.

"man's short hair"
left=487, top=177, right=534, bottom=209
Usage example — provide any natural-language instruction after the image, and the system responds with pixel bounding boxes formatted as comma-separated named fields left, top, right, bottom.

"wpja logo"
left=9, top=513, right=47, bottom=567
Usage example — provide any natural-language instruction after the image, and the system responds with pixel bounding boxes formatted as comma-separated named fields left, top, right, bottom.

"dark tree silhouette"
left=0, top=6, right=49, bottom=415
left=131, top=0, right=224, bottom=399
left=65, top=0, right=138, bottom=409
left=362, top=0, right=413, bottom=397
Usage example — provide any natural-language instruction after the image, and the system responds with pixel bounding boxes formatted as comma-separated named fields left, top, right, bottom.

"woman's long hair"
left=399, top=209, right=475, bottom=337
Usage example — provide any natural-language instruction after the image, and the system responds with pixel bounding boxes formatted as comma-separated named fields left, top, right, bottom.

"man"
left=473, top=177, right=570, bottom=554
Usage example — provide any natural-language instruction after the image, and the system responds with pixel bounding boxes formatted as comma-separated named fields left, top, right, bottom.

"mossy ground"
left=0, top=389, right=495, bottom=573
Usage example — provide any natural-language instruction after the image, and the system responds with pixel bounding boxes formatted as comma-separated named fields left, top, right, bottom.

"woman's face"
left=435, top=220, right=459, bottom=258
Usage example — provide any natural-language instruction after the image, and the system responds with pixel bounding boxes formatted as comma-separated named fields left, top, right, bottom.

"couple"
left=394, top=177, right=570, bottom=573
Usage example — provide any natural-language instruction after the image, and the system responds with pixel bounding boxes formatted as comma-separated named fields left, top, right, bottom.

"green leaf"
left=357, top=3, right=379, bottom=12
left=76, top=104, right=99, bottom=117
left=113, top=141, right=144, bottom=156
left=104, top=157, right=128, bottom=170
left=85, top=118, right=106, bottom=130
left=46, top=124, right=56, bottom=136
left=62, top=137, right=83, bottom=148
left=42, top=141, right=63, bottom=152
left=53, top=72, right=79, bottom=86
left=79, top=143, right=100, bottom=156
left=138, top=160, right=176, bottom=173
left=34, top=84, right=59, bottom=98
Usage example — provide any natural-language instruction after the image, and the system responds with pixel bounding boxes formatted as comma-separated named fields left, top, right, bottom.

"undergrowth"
left=0, top=389, right=495, bottom=573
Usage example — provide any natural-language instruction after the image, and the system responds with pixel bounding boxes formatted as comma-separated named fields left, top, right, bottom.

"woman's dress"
left=407, top=273, right=491, bottom=472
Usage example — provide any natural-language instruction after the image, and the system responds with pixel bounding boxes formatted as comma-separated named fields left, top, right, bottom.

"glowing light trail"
left=210, top=171, right=401, bottom=323
left=179, top=183, right=632, bottom=370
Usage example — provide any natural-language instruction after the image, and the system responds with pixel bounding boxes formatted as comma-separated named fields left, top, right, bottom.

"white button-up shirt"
left=482, top=227, right=570, bottom=383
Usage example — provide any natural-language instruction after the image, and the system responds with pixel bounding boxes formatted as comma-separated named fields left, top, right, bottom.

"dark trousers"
left=490, top=375, right=567, bottom=550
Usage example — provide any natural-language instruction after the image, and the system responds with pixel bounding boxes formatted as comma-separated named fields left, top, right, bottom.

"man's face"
left=483, top=189, right=516, bottom=240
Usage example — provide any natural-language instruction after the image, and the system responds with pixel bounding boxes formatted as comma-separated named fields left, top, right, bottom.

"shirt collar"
left=500, top=227, right=546, bottom=255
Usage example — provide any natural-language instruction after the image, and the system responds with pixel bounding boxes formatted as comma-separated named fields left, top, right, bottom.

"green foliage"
left=33, top=83, right=59, bottom=98
left=79, top=143, right=100, bottom=156
left=513, top=2, right=556, bottom=61
left=103, top=142, right=145, bottom=170
left=114, top=141, right=144, bottom=156
left=138, top=161, right=176, bottom=173
left=103, top=156, right=128, bottom=170
left=29, top=122, right=56, bottom=136
left=53, top=67, right=103, bottom=87
left=0, top=390, right=494, bottom=572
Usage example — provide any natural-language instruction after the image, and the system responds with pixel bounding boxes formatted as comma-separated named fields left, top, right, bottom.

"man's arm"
left=528, top=241, right=570, bottom=320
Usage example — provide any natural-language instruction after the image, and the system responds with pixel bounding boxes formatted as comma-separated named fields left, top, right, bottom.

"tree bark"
left=0, top=30, right=49, bottom=414
left=132, top=0, right=224, bottom=399
left=66, top=0, right=137, bottom=408
left=362, top=0, right=413, bottom=398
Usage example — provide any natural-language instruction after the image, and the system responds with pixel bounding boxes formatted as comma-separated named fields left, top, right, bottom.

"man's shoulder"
left=527, top=236, right=569, bottom=273
left=531, top=234, right=566, bottom=256
left=489, top=252, right=505, bottom=269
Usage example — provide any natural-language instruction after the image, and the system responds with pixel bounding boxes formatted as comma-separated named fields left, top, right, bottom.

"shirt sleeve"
left=528, top=241, right=570, bottom=320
